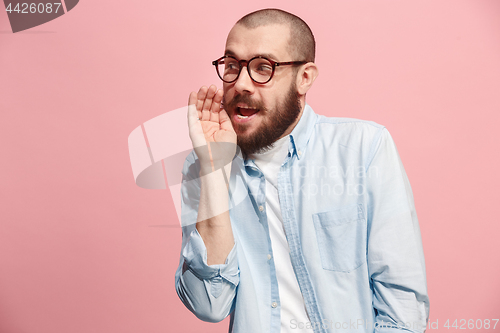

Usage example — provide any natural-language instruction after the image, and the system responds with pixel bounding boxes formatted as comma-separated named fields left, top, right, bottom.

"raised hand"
left=187, top=85, right=237, bottom=174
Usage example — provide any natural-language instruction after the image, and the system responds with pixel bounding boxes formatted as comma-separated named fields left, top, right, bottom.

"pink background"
left=1, top=0, right=499, bottom=332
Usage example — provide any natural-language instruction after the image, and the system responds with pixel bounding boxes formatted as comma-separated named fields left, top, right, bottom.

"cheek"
left=222, top=84, right=234, bottom=101
left=264, top=84, right=289, bottom=109
left=257, top=90, right=274, bottom=110
left=266, top=93, right=283, bottom=111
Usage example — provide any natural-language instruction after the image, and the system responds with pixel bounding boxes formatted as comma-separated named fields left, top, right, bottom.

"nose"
left=234, top=65, right=255, bottom=94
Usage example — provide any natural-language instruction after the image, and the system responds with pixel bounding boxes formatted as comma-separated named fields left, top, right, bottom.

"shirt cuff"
left=182, top=228, right=239, bottom=288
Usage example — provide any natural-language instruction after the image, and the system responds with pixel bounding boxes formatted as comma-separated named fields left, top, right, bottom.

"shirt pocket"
left=312, top=204, right=367, bottom=272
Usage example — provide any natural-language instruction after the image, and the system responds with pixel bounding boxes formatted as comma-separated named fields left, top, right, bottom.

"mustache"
left=223, top=94, right=265, bottom=111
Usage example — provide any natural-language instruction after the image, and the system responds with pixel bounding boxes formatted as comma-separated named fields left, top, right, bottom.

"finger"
left=187, top=91, right=201, bottom=119
left=212, top=88, right=223, bottom=109
left=188, top=91, right=197, bottom=106
left=187, top=91, right=200, bottom=129
left=209, top=89, right=223, bottom=123
left=201, top=85, right=217, bottom=121
left=196, top=86, right=208, bottom=116
left=187, top=93, right=207, bottom=149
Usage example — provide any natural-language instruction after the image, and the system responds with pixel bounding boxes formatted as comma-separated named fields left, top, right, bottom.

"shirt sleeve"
left=174, top=151, right=239, bottom=323
left=365, top=128, right=430, bottom=333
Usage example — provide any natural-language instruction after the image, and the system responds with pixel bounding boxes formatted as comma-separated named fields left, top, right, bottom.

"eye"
left=224, top=59, right=239, bottom=71
left=257, top=64, right=272, bottom=72
left=250, top=58, right=273, bottom=74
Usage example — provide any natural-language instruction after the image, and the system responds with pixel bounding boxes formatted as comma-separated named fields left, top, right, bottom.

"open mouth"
left=234, top=107, right=260, bottom=123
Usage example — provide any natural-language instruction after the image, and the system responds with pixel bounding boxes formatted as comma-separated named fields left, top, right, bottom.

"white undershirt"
left=249, top=136, right=310, bottom=332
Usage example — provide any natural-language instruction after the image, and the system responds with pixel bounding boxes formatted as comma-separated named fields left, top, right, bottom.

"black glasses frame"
left=212, top=55, right=307, bottom=84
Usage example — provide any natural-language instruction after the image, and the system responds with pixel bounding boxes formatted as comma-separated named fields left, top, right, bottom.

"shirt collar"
left=238, top=103, right=317, bottom=166
left=288, top=103, right=317, bottom=160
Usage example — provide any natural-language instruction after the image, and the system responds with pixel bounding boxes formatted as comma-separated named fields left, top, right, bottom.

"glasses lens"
left=217, top=57, right=240, bottom=82
left=249, top=58, right=273, bottom=83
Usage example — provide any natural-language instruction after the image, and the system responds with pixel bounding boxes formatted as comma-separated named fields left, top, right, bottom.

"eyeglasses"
left=212, top=55, right=307, bottom=84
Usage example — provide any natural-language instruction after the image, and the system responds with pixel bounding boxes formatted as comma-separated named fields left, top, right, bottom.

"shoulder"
left=302, top=113, right=396, bottom=172
left=314, top=114, right=385, bottom=133
left=310, top=113, right=387, bottom=150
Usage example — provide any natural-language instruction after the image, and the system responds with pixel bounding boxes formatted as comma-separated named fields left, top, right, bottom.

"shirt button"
left=297, top=150, right=302, bottom=156
left=259, top=205, right=264, bottom=212
left=267, top=254, right=272, bottom=260
left=271, top=302, right=278, bottom=308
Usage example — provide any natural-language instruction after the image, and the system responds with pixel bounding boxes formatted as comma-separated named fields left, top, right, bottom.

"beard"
left=223, top=83, right=302, bottom=156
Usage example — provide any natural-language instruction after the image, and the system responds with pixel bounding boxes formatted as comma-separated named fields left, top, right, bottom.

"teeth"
left=237, top=114, right=249, bottom=119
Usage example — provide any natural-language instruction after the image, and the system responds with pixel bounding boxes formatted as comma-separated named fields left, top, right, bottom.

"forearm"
left=176, top=158, right=239, bottom=323
left=196, top=163, right=234, bottom=265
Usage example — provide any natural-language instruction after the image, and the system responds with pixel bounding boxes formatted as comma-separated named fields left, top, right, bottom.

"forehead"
left=225, top=23, right=291, bottom=60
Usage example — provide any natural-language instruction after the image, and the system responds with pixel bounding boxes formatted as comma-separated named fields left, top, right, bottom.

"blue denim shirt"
left=175, top=104, right=429, bottom=333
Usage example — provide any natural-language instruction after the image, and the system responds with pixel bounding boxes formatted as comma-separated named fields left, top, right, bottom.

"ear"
left=296, top=62, right=319, bottom=96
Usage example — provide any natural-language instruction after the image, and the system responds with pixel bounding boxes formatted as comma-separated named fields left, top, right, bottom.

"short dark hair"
left=236, top=8, right=315, bottom=63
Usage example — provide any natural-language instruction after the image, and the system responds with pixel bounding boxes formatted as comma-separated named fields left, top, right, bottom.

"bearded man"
left=175, top=8, right=429, bottom=333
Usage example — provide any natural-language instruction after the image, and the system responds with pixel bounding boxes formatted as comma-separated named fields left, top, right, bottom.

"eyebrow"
left=224, top=49, right=279, bottom=62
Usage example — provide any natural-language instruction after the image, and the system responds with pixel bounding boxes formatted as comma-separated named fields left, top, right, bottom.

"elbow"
left=193, top=307, right=230, bottom=323
left=189, top=287, right=236, bottom=323
left=180, top=291, right=233, bottom=323
left=175, top=272, right=235, bottom=323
